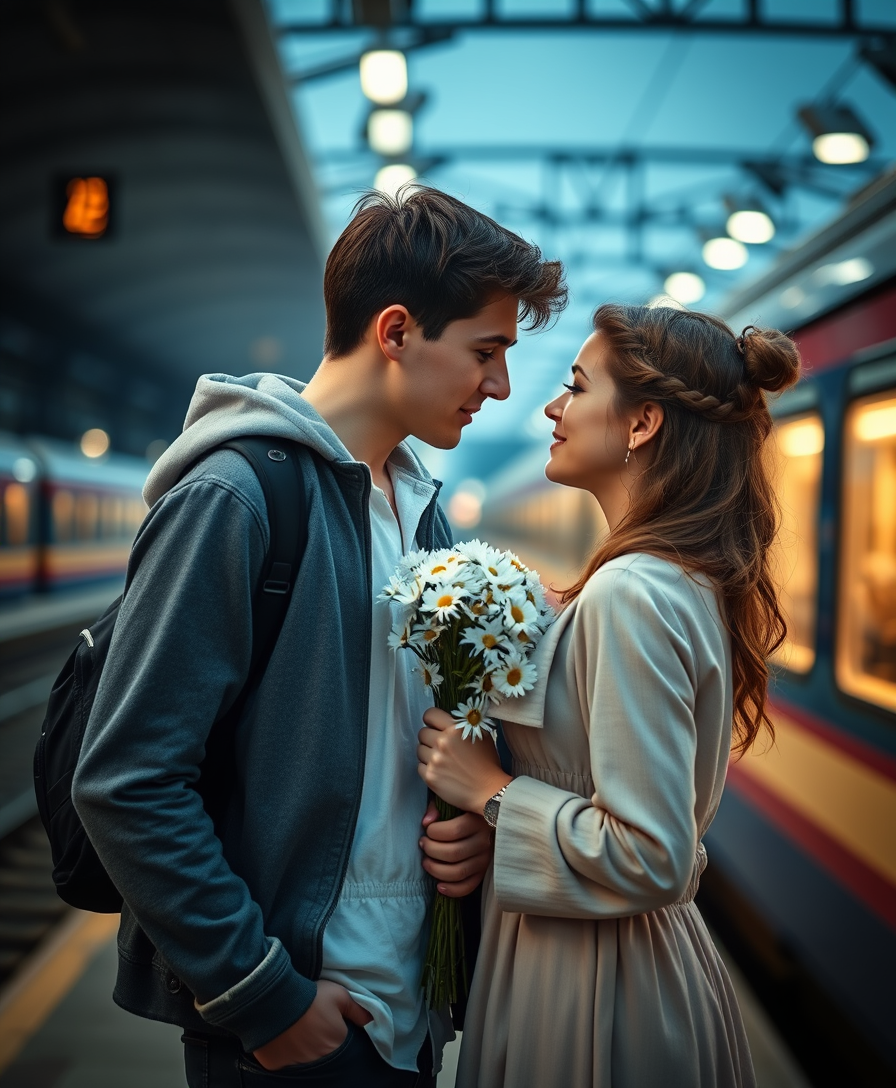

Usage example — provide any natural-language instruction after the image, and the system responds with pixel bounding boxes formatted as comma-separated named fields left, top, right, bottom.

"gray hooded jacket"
left=72, top=373, right=452, bottom=1052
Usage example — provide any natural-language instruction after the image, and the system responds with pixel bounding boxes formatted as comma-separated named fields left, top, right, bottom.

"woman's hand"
left=417, top=707, right=511, bottom=816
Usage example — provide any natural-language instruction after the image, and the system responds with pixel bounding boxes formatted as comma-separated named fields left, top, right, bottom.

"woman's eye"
left=562, top=381, right=583, bottom=395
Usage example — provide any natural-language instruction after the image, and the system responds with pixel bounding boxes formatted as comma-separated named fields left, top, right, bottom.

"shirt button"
left=167, top=974, right=182, bottom=994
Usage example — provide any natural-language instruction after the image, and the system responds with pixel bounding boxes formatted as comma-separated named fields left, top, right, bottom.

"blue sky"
left=266, top=0, right=896, bottom=485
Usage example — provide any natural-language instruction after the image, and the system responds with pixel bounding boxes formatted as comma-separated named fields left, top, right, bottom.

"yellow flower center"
left=518, top=631, right=530, bottom=643
left=488, top=566, right=498, bottom=576
left=482, top=634, right=497, bottom=649
left=437, top=594, right=454, bottom=608
left=482, top=674, right=494, bottom=692
left=431, top=564, right=447, bottom=574
left=466, top=709, right=482, bottom=726
left=471, top=602, right=486, bottom=615
left=510, top=605, right=525, bottom=623
left=506, top=667, right=522, bottom=687
left=423, top=629, right=438, bottom=642
left=423, top=668, right=433, bottom=684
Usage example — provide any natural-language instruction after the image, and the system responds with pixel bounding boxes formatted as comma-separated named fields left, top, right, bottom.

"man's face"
left=394, top=295, right=517, bottom=449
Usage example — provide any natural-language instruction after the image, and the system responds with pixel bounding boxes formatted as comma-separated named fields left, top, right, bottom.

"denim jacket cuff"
left=194, top=938, right=317, bottom=1052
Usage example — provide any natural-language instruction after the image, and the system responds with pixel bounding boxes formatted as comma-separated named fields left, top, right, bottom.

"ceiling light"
left=797, top=103, right=874, bottom=165
left=360, top=50, right=407, bottom=104
left=724, top=196, right=775, bottom=244
left=374, top=163, right=417, bottom=195
left=81, top=428, right=110, bottom=458
left=812, top=257, right=874, bottom=287
left=663, top=272, right=705, bottom=305
left=702, top=236, right=748, bottom=270
left=368, top=108, right=413, bottom=156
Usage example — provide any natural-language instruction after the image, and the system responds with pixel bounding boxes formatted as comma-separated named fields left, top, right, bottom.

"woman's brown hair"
left=562, top=304, right=801, bottom=756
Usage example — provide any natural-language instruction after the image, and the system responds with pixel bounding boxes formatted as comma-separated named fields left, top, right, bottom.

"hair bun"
left=738, top=325, right=801, bottom=394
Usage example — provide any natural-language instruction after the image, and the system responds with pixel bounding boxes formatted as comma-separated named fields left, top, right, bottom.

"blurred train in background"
left=0, top=435, right=147, bottom=596
left=473, top=171, right=896, bottom=1080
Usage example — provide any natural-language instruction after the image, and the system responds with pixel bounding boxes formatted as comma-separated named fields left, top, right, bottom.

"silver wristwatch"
left=483, top=784, right=509, bottom=828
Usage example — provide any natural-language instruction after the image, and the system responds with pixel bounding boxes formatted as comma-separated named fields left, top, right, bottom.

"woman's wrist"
left=473, top=772, right=513, bottom=818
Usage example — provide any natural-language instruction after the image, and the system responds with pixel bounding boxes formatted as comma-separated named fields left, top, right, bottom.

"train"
left=0, top=434, right=148, bottom=595
left=473, top=169, right=896, bottom=1085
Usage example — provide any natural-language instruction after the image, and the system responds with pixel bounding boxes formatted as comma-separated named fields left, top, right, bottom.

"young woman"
left=417, top=303, right=801, bottom=1088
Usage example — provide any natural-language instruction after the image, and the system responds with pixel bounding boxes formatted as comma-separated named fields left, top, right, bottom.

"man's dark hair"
left=323, top=185, right=567, bottom=358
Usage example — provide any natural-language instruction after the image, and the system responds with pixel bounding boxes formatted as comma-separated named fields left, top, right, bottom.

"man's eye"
left=562, top=382, right=583, bottom=395
left=478, top=350, right=495, bottom=361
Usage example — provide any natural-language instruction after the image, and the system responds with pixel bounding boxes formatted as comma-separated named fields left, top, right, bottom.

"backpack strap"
left=219, top=437, right=308, bottom=679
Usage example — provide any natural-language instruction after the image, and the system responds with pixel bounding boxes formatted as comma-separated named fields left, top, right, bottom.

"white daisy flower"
left=493, top=653, right=538, bottom=697
left=407, top=620, right=444, bottom=649
left=452, top=698, right=496, bottom=743
left=420, top=584, right=469, bottom=622
left=387, top=618, right=414, bottom=651
left=460, top=617, right=509, bottom=663
left=483, top=554, right=526, bottom=592
left=503, top=590, right=542, bottom=637
left=397, top=548, right=429, bottom=577
left=415, top=661, right=443, bottom=690
left=471, top=671, right=499, bottom=700
left=455, top=539, right=493, bottom=566
left=419, top=550, right=464, bottom=584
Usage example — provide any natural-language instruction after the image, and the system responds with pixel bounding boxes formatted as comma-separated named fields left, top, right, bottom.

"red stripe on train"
left=726, top=765, right=896, bottom=933
left=768, top=695, right=896, bottom=784
left=790, top=282, right=896, bottom=374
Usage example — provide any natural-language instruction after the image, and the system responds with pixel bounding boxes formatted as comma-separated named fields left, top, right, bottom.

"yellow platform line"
left=0, top=909, right=118, bottom=1073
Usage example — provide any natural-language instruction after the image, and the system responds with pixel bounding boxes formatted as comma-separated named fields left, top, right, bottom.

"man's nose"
left=481, top=357, right=511, bottom=401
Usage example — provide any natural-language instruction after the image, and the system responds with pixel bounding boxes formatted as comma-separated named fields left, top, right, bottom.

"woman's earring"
left=625, top=441, right=634, bottom=466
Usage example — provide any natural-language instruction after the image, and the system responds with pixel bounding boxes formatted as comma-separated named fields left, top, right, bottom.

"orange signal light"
left=63, top=177, right=109, bottom=238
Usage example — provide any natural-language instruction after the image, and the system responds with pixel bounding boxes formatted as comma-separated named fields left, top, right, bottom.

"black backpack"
left=33, top=437, right=309, bottom=913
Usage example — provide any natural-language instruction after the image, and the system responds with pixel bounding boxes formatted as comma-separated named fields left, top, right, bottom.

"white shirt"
left=319, top=457, right=452, bottom=1072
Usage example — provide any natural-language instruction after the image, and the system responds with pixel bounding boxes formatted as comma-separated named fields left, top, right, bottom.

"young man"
left=73, top=186, right=566, bottom=1087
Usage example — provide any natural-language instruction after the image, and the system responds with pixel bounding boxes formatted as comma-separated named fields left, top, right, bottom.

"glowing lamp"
left=368, top=109, right=413, bottom=156
left=81, top=428, right=110, bottom=458
left=702, top=236, right=748, bottom=270
left=798, top=104, right=874, bottom=165
left=360, top=50, right=407, bottom=104
left=374, top=163, right=416, bottom=195
left=663, top=272, right=705, bottom=305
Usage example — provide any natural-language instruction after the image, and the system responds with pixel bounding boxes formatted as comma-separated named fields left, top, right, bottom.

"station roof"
left=267, top=0, right=896, bottom=482
left=0, top=0, right=326, bottom=451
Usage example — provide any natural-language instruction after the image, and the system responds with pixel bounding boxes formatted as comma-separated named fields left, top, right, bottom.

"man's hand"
left=252, top=980, right=372, bottom=1070
left=419, top=799, right=493, bottom=898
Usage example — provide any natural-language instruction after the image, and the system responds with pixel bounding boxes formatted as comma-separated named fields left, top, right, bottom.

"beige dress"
left=457, top=554, right=756, bottom=1088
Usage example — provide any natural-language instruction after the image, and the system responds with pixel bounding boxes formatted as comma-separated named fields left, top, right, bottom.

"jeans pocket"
left=182, top=1032, right=209, bottom=1088
left=237, top=1024, right=357, bottom=1082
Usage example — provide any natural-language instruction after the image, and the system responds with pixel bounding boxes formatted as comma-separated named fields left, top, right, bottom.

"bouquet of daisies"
left=381, top=539, right=554, bottom=1008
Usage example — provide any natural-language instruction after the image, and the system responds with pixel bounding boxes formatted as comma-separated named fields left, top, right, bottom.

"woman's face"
left=543, top=331, right=629, bottom=494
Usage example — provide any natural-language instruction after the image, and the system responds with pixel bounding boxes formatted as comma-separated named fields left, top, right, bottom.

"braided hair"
left=561, top=303, right=801, bottom=756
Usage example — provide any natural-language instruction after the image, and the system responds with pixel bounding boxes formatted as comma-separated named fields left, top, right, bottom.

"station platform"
left=0, top=908, right=808, bottom=1088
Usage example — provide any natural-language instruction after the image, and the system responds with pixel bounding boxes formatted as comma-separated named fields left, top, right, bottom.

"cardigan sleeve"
left=493, top=564, right=701, bottom=919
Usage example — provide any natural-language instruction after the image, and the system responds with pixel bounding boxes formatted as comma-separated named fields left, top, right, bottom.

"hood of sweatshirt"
left=144, top=372, right=434, bottom=507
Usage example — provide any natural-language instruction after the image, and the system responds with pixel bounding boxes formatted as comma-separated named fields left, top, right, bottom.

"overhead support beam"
left=277, top=6, right=895, bottom=38
left=314, top=144, right=887, bottom=171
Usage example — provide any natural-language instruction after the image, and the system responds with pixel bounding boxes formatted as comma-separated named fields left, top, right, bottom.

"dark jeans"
left=182, top=1024, right=436, bottom=1088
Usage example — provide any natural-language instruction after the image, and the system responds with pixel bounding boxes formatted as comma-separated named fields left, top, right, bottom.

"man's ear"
left=631, top=400, right=664, bottom=447
left=375, top=305, right=414, bottom=362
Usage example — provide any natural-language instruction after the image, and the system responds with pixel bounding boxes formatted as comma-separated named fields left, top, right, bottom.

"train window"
left=52, top=490, right=75, bottom=542
left=101, top=495, right=121, bottom=538
left=4, top=483, right=30, bottom=545
left=75, top=492, right=99, bottom=540
left=770, top=412, right=824, bottom=673
left=838, top=390, right=896, bottom=713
